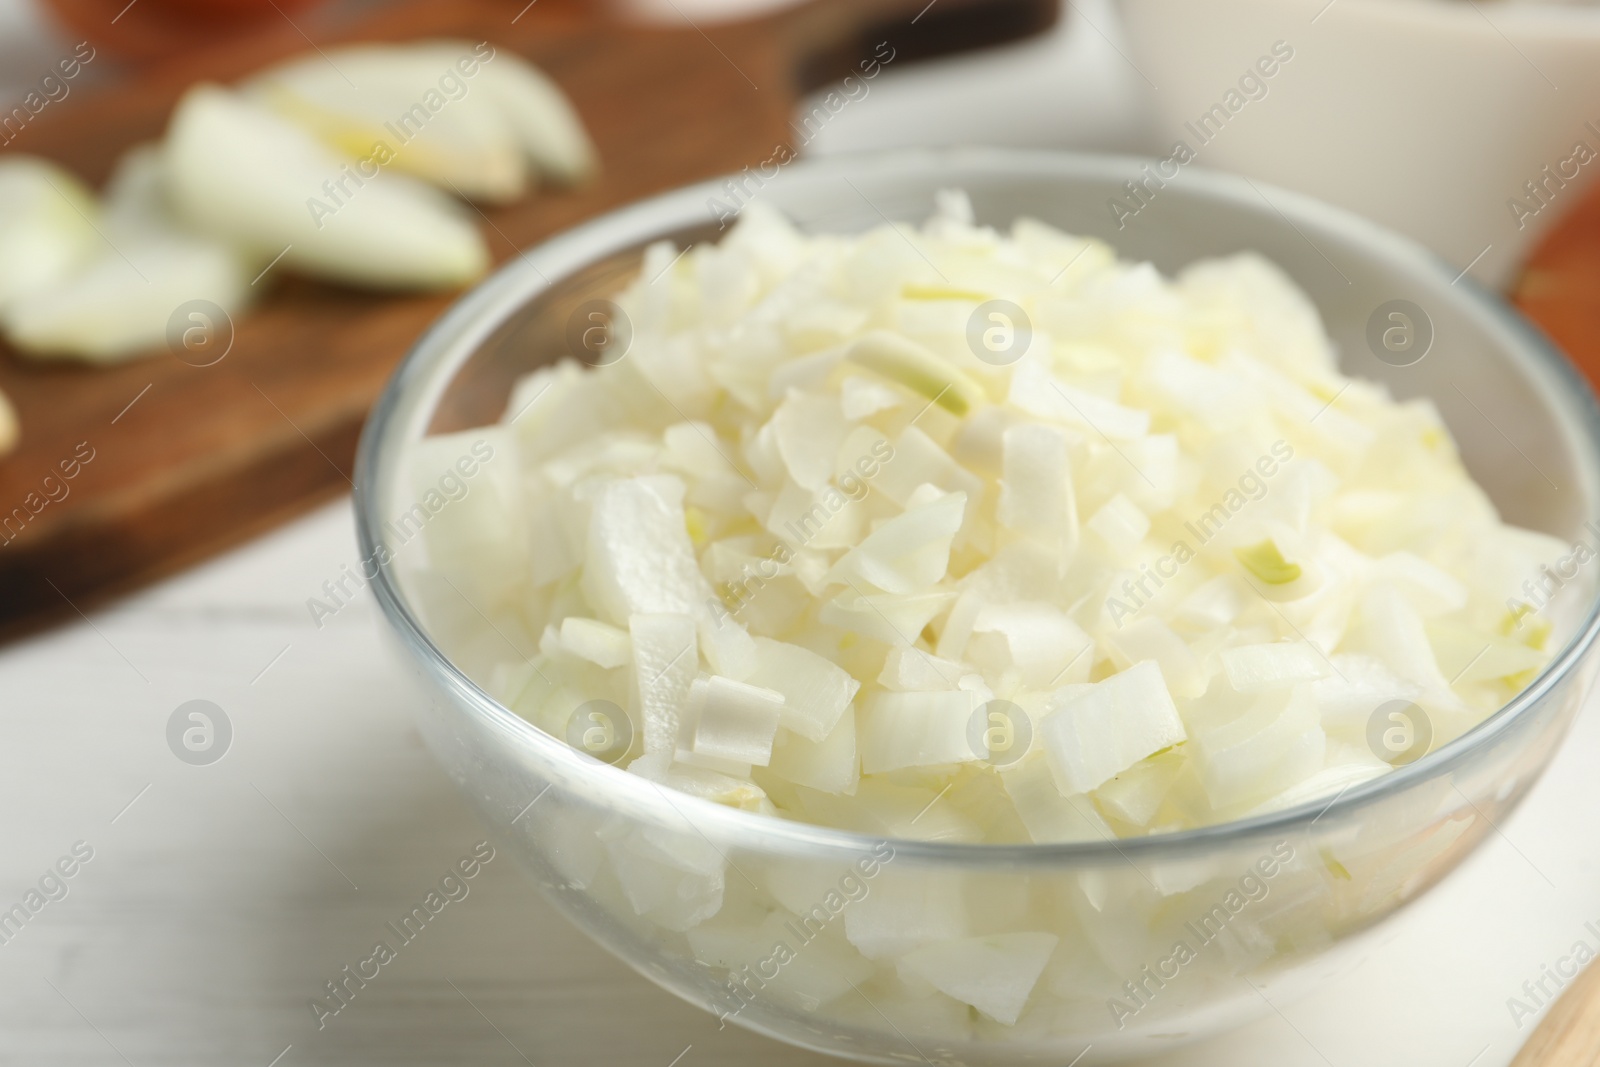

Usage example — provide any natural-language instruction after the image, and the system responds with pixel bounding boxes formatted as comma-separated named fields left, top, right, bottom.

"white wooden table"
left=4, top=499, right=1596, bottom=1067
left=1, top=2, right=1597, bottom=1064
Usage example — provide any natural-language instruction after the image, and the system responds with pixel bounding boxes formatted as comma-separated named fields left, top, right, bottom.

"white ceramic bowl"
left=1116, top=0, right=1600, bottom=289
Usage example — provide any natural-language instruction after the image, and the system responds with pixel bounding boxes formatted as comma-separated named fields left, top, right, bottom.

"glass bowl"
left=353, top=149, right=1600, bottom=1065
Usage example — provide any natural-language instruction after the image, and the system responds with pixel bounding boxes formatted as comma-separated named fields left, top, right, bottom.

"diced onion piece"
left=584, top=474, right=757, bottom=679
left=1375, top=551, right=1469, bottom=617
left=1427, top=621, right=1546, bottom=685
left=408, top=426, right=526, bottom=609
left=1235, top=532, right=1326, bottom=603
left=859, top=690, right=984, bottom=773
left=849, top=778, right=980, bottom=842
left=845, top=330, right=985, bottom=416
left=748, top=637, right=859, bottom=741
left=1349, top=585, right=1456, bottom=697
left=682, top=675, right=785, bottom=767
left=878, top=647, right=974, bottom=691
left=559, top=617, right=631, bottom=668
left=998, top=423, right=1078, bottom=554
left=692, top=910, right=871, bottom=1009
left=670, top=746, right=753, bottom=779
left=819, top=589, right=956, bottom=646
left=1220, top=642, right=1332, bottom=692
left=524, top=482, right=582, bottom=588
left=1191, top=684, right=1326, bottom=810
left=1040, top=661, right=1186, bottom=795
left=1104, top=618, right=1205, bottom=699
left=827, top=490, right=965, bottom=594
left=1093, top=748, right=1185, bottom=827
left=1001, top=754, right=1114, bottom=843
left=842, top=872, right=968, bottom=960
left=1235, top=538, right=1301, bottom=585
left=584, top=475, right=713, bottom=623
left=1246, top=756, right=1387, bottom=816
left=765, top=713, right=858, bottom=794
left=1141, top=349, right=1256, bottom=429
left=1311, top=654, right=1424, bottom=738
left=1174, top=575, right=1246, bottom=630
left=1008, top=360, right=1149, bottom=440
left=765, top=478, right=863, bottom=551
left=629, top=613, right=698, bottom=773
left=663, top=421, right=740, bottom=481
left=840, top=374, right=906, bottom=419
left=969, top=602, right=1093, bottom=690
left=772, top=390, right=850, bottom=490
left=1087, top=493, right=1150, bottom=557
left=898, top=932, right=1057, bottom=1025
left=870, top=426, right=984, bottom=510
left=601, top=824, right=724, bottom=929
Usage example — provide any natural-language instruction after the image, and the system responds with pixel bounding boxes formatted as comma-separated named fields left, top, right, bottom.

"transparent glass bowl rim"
left=354, top=147, right=1600, bottom=866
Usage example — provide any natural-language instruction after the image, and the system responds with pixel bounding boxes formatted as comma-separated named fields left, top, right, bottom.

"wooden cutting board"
left=0, top=0, right=1058, bottom=637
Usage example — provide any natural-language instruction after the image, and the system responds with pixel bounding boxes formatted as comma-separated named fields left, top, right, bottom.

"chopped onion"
left=1041, top=661, right=1187, bottom=795
left=898, top=932, right=1057, bottom=1024
left=680, top=674, right=785, bottom=768
left=559, top=617, right=631, bottom=669
left=406, top=196, right=1568, bottom=846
